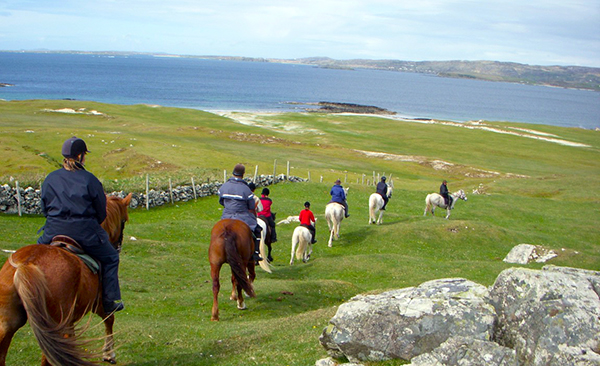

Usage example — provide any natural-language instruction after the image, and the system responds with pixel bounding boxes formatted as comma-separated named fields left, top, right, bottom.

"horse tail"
left=223, top=230, right=255, bottom=298
left=368, top=195, right=376, bottom=223
left=424, top=194, right=432, bottom=216
left=11, top=257, right=97, bottom=366
left=295, top=229, right=308, bottom=260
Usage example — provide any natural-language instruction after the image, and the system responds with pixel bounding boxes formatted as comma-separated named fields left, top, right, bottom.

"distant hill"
left=284, top=58, right=600, bottom=91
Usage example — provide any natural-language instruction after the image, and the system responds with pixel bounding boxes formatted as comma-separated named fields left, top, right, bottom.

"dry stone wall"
left=0, top=174, right=304, bottom=215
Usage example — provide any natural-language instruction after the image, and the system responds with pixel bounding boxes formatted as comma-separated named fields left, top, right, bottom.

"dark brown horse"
left=209, top=219, right=256, bottom=321
left=0, top=193, right=132, bottom=366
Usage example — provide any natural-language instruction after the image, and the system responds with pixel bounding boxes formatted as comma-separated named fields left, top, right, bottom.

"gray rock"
left=408, top=336, right=517, bottom=366
left=490, top=266, right=600, bottom=366
left=319, top=278, right=496, bottom=363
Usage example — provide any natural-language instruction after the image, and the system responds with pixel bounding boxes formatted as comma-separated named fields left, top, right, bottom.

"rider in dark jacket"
left=376, top=176, right=389, bottom=210
left=440, top=180, right=450, bottom=207
left=218, top=164, right=263, bottom=261
left=38, top=137, right=124, bottom=313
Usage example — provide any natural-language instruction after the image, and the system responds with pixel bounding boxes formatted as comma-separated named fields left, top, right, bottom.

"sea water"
left=1, top=52, right=598, bottom=129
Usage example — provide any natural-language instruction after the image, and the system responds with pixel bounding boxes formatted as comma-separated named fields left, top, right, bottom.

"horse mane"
left=102, top=195, right=130, bottom=244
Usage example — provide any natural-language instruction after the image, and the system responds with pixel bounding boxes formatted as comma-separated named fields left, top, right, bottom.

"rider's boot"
left=252, top=238, right=263, bottom=262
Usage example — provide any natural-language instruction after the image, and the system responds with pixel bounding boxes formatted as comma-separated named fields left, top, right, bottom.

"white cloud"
left=1, top=0, right=598, bottom=66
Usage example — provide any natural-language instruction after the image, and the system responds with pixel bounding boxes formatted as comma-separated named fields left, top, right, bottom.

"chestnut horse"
left=209, top=219, right=256, bottom=321
left=0, top=193, right=132, bottom=366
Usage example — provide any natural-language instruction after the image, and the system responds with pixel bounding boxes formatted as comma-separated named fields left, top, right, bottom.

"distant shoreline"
left=2, top=50, right=599, bottom=92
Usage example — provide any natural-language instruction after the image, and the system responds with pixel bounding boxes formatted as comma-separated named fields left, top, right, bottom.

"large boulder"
left=319, top=278, right=496, bottom=363
left=408, top=336, right=517, bottom=366
left=490, top=266, right=600, bottom=366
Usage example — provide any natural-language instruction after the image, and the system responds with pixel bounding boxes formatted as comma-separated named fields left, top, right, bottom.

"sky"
left=1, top=0, right=599, bottom=67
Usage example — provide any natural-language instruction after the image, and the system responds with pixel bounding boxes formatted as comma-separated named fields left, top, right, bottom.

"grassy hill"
left=0, top=100, right=599, bottom=365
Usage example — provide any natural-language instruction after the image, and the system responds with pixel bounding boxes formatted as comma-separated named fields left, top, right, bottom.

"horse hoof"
left=238, top=303, right=247, bottom=310
left=103, top=357, right=117, bottom=365
left=267, top=255, right=273, bottom=262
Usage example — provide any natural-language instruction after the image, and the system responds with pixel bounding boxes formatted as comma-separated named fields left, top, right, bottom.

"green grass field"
left=1, top=100, right=599, bottom=365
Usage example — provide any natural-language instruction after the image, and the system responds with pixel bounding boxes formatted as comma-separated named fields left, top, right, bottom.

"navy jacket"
left=38, top=167, right=110, bottom=248
left=218, top=177, right=257, bottom=231
left=330, top=184, right=346, bottom=203
left=376, top=181, right=388, bottom=196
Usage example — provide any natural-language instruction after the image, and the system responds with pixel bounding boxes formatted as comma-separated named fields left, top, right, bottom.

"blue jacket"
left=330, top=184, right=346, bottom=203
left=38, top=167, right=111, bottom=248
left=376, top=181, right=388, bottom=196
left=218, top=177, right=257, bottom=230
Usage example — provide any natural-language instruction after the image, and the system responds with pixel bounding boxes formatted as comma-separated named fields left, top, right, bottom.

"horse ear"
left=123, top=193, right=133, bottom=206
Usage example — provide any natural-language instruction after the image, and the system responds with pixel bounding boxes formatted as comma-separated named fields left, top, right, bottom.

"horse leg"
left=445, top=209, right=450, bottom=219
left=235, top=277, right=246, bottom=311
left=102, top=314, right=116, bottom=364
left=328, top=228, right=334, bottom=247
left=290, top=236, right=297, bottom=265
left=230, top=273, right=238, bottom=301
left=0, top=269, right=27, bottom=366
left=210, top=263, right=221, bottom=321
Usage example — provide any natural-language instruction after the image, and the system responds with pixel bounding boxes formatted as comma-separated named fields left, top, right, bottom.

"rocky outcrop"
left=503, top=244, right=557, bottom=264
left=319, top=266, right=600, bottom=366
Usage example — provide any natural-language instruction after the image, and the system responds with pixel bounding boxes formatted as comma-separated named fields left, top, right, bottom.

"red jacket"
left=299, top=208, right=315, bottom=226
left=258, top=195, right=272, bottom=217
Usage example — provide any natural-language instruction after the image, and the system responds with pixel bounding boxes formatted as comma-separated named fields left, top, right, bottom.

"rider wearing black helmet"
left=376, top=176, right=389, bottom=210
left=38, top=136, right=124, bottom=313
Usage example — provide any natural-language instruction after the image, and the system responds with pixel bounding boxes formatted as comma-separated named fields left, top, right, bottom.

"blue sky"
left=1, top=0, right=599, bottom=67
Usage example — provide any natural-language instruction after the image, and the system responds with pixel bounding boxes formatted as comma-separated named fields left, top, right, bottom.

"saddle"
left=50, top=235, right=100, bottom=274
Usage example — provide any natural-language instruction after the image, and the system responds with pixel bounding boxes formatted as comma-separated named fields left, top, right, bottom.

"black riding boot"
left=252, top=227, right=263, bottom=262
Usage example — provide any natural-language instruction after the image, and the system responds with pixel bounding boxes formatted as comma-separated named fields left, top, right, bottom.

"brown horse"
left=0, top=193, right=132, bottom=366
left=209, top=219, right=256, bottom=321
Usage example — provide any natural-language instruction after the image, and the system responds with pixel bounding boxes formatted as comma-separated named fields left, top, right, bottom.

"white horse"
left=368, top=185, right=393, bottom=225
left=290, top=226, right=313, bottom=265
left=424, top=189, right=468, bottom=219
left=325, top=187, right=349, bottom=247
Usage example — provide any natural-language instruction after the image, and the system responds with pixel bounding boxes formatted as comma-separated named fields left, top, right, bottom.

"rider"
left=248, top=182, right=263, bottom=216
left=218, top=164, right=263, bottom=262
left=329, top=179, right=349, bottom=218
left=440, top=179, right=450, bottom=207
left=258, top=187, right=277, bottom=244
left=376, top=176, right=389, bottom=210
left=299, top=201, right=317, bottom=244
left=38, top=136, right=124, bottom=313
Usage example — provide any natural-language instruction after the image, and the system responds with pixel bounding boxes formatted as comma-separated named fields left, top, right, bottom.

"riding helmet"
left=381, top=176, right=386, bottom=181
left=304, top=201, right=310, bottom=207
left=61, top=136, right=89, bottom=158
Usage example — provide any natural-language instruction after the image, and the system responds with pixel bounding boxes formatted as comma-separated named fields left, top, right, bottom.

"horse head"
left=455, top=189, right=467, bottom=201
left=103, top=193, right=133, bottom=253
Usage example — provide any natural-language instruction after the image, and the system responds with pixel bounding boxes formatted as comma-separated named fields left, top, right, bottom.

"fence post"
left=344, top=173, right=347, bottom=184
left=362, top=174, right=365, bottom=185
left=254, top=165, right=259, bottom=183
left=308, top=171, right=311, bottom=181
left=191, top=177, right=197, bottom=200
left=286, top=161, right=290, bottom=180
left=145, top=174, right=150, bottom=210
left=169, top=178, right=174, bottom=204
left=223, top=170, right=227, bottom=184
left=273, top=159, right=277, bottom=178
left=320, top=176, right=323, bottom=183
left=15, top=181, right=22, bottom=217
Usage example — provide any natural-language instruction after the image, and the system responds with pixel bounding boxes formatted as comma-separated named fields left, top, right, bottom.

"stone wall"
left=0, top=174, right=305, bottom=215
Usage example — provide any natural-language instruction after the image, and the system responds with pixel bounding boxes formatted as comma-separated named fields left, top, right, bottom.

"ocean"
left=1, top=52, right=599, bottom=129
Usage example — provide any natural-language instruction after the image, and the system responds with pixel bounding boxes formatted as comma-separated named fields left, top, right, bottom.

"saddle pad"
left=77, top=253, right=100, bottom=274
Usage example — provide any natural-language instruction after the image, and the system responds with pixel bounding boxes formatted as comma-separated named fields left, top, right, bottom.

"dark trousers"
left=39, top=217, right=122, bottom=304
left=263, top=215, right=277, bottom=242
left=301, top=224, right=316, bottom=243
left=378, top=193, right=389, bottom=209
